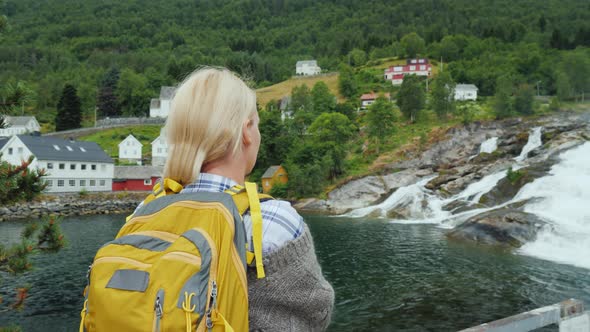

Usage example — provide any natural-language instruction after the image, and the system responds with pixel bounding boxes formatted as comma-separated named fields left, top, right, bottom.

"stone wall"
left=0, top=192, right=147, bottom=221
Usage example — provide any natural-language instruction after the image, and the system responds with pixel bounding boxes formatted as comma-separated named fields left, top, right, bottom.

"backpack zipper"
left=153, top=289, right=164, bottom=332
left=205, top=280, right=218, bottom=331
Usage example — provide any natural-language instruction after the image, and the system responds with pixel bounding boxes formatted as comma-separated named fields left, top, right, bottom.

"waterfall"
left=345, top=176, right=451, bottom=223
left=517, top=142, right=590, bottom=269
left=515, top=127, right=542, bottom=162
left=479, top=137, right=498, bottom=154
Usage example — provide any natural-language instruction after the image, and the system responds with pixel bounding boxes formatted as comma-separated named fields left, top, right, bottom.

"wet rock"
left=478, top=162, right=551, bottom=206
left=447, top=208, right=547, bottom=247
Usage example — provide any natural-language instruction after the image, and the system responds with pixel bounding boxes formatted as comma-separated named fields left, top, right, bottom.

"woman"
left=163, top=67, right=334, bottom=331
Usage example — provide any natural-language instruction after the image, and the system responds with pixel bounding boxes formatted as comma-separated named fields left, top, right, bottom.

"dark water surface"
left=1, top=214, right=589, bottom=331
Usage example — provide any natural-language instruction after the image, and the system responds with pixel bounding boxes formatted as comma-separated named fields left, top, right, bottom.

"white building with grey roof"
left=0, top=116, right=41, bottom=137
left=0, top=135, right=114, bottom=193
left=454, top=84, right=478, bottom=101
left=296, top=60, right=321, bottom=76
left=149, top=86, right=176, bottom=118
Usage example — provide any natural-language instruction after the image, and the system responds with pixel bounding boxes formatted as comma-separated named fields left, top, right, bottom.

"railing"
left=460, top=299, right=589, bottom=332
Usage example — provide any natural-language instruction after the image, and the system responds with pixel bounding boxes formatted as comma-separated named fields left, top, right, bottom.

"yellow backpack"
left=80, top=179, right=270, bottom=332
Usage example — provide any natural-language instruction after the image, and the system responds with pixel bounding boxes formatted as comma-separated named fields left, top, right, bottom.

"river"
left=1, top=214, right=589, bottom=331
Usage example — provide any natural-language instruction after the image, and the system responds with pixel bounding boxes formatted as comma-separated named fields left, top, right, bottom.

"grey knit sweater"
left=247, top=224, right=335, bottom=332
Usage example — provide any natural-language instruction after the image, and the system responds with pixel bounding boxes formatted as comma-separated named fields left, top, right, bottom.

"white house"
left=296, top=60, right=321, bottom=76
left=360, top=92, right=391, bottom=110
left=0, top=116, right=41, bottom=137
left=151, top=133, right=168, bottom=167
left=0, top=135, right=114, bottom=193
left=149, top=86, right=176, bottom=118
left=455, top=84, right=478, bottom=101
left=118, top=134, right=143, bottom=165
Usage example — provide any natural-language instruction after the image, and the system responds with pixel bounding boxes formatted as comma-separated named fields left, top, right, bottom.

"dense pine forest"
left=1, top=0, right=590, bottom=196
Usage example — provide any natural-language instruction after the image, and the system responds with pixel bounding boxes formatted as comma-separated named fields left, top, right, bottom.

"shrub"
left=268, top=182, right=288, bottom=198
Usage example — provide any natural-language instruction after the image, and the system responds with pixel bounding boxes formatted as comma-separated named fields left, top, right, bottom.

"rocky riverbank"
left=0, top=192, right=146, bottom=221
left=295, top=111, right=590, bottom=248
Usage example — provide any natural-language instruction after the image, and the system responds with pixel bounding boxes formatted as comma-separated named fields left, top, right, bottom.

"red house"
left=112, top=166, right=162, bottom=191
left=384, top=58, right=432, bottom=85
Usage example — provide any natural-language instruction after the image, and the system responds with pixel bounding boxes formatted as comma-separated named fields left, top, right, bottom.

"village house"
left=296, top=60, right=321, bottom=76
left=151, top=132, right=168, bottom=167
left=0, top=116, right=41, bottom=137
left=261, top=165, right=288, bottom=194
left=112, top=165, right=162, bottom=191
left=360, top=92, right=392, bottom=110
left=0, top=135, right=114, bottom=193
left=454, top=84, right=478, bottom=101
left=384, top=58, right=433, bottom=85
left=118, top=134, right=143, bottom=165
left=149, top=86, right=176, bottom=118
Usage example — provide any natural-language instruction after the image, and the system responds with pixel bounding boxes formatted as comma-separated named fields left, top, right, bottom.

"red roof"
left=360, top=92, right=391, bottom=100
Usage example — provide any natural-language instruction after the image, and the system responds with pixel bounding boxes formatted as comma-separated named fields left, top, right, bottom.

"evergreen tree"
left=397, top=75, right=425, bottom=123
left=338, top=64, right=357, bottom=99
left=55, top=84, right=82, bottom=131
left=556, top=70, right=572, bottom=101
left=494, top=76, right=513, bottom=119
left=401, top=32, right=426, bottom=58
left=431, top=71, right=456, bottom=119
left=97, top=68, right=121, bottom=117
left=366, top=96, right=396, bottom=153
left=311, top=81, right=336, bottom=115
left=514, top=83, right=534, bottom=115
left=348, top=48, right=367, bottom=67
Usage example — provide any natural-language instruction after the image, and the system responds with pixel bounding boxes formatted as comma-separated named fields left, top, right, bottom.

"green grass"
left=78, top=125, right=162, bottom=157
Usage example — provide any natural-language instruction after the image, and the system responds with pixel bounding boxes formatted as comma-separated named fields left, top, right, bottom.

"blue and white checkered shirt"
left=180, top=173, right=304, bottom=254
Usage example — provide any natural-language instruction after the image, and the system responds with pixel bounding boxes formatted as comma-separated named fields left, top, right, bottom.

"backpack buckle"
left=152, top=178, right=164, bottom=196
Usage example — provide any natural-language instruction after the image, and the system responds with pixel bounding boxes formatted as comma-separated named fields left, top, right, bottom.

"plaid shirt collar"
left=181, top=173, right=239, bottom=193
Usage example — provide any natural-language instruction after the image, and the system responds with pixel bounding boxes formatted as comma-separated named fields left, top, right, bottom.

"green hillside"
left=78, top=125, right=162, bottom=158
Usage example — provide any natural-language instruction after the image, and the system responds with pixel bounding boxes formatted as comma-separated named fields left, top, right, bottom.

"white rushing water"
left=517, top=142, right=590, bottom=269
left=479, top=137, right=498, bottom=154
left=347, top=127, right=590, bottom=269
left=514, top=127, right=542, bottom=162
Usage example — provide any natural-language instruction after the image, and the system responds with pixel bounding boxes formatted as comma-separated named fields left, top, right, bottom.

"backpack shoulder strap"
left=225, top=182, right=273, bottom=279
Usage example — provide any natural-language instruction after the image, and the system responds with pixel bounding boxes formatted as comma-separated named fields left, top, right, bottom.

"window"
left=99, top=180, right=106, bottom=187
left=59, top=163, right=65, bottom=170
left=58, top=180, right=65, bottom=187
left=144, top=179, right=152, bottom=185
left=409, top=65, right=416, bottom=71
left=157, top=148, right=162, bottom=153
left=47, top=163, right=54, bottom=169
left=91, top=164, right=96, bottom=171
left=17, top=147, right=23, bottom=154
left=420, top=65, right=426, bottom=70
left=69, top=180, right=75, bottom=187
left=70, top=164, right=76, bottom=170
left=80, top=147, right=87, bottom=152
left=81, top=164, right=86, bottom=170
left=66, top=146, right=73, bottom=151
left=80, top=180, right=86, bottom=186
left=53, top=145, right=60, bottom=151
left=46, top=180, right=53, bottom=187
left=90, top=180, right=96, bottom=186
left=8, top=148, right=13, bottom=155
left=127, top=141, right=131, bottom=146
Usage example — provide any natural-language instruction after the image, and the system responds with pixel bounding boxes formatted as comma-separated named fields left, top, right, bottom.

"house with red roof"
left=384, top=59, right=432, bottom=85
left=360, top=92, right=391, bottom=110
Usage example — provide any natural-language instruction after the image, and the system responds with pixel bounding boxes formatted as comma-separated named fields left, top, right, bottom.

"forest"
left=1, top=0, right=590, bottom=196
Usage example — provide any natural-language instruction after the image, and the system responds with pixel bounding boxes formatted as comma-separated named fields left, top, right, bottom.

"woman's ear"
left=242, top=118, right=253, bottom=146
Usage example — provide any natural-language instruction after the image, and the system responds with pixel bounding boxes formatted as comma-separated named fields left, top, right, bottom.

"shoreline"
left=0, top=192, right=146, bottom=222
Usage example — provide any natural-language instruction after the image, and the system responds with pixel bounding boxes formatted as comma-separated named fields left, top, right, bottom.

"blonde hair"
left=163, top=67, right=257, bottom=185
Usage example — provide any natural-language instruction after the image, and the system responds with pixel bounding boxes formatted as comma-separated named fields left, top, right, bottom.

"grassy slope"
left=256, top=73, right=342, bottom=107
left=78, top=125, right=162, bottom=158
